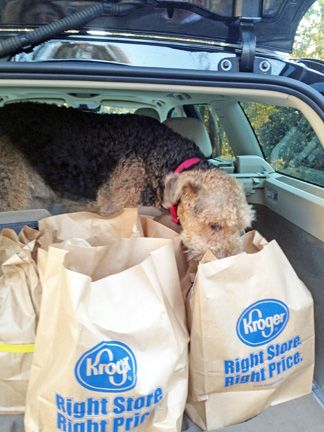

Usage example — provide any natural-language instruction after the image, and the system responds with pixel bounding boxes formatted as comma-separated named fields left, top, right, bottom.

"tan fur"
left=0, top=135, right=94, bottom=213
left=96, top=157, right=147, bottom=215
left=0, top=135, right=44, bottom=211
left=163, top=169, right=254, bottom=260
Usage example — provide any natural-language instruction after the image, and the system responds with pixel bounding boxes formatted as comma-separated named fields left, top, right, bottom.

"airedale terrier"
left=0, top=102, right=254, bottom=259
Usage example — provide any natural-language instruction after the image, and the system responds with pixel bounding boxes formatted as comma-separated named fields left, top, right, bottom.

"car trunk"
left=1, top=198, right=324, bottom=432
left=0, top=76, right=323, bottom=431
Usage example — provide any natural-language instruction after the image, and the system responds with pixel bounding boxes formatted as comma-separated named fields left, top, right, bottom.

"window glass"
left=99, top=106, right=136, bottom=115
left=195, top=104, right=235, bottom=160
left=241, top=102, right=324, bottom=187
left=0, top=0, right=235, bottom=25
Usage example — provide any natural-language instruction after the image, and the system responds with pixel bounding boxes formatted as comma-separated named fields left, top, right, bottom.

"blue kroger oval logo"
left=75, top=341, right=137, bottom=392
left=236, top=299, right=289, bottom=347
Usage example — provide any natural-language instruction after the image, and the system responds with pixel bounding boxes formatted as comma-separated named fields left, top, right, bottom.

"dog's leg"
left=52, top=197, right=98, bottom=214
left=0, top=135, right=34, bottom=211
left=96, top=157, right=147, bottom=215
left=0, top=135, right=67, bottom=212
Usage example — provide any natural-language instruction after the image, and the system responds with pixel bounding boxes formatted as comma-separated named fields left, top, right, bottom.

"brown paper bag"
left=186, top=230, right=315, bottom=430
left=38, top=208, right=143, bottom=247
left=25, top=238, right=189, bottom=432
left=0, top=229, right=40, bottom=414
left=140, top=214, right=195, bottom=298
left=38, top=209, right=193, bottom=298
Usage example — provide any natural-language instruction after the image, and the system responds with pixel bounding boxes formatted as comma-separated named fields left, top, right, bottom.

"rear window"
left=0, top=0, right=310, bottom=54
left=193, top=104, right=235, bottom=160
left=241, top=102, right=324, bottom=187
left=0, top=0, right=287, bottom=25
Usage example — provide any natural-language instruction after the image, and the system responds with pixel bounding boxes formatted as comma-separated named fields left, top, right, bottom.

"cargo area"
left=1, top=200, right=323, bottom=432
left=0, top=81, right=323, bottom=432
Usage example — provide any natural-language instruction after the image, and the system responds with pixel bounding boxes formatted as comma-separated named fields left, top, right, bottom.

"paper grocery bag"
left=38, top=209, right=193, bottom=298
left=186, top=230, right=314, bottom=430
left=140, top=214, right=195, bottom=298
left=38, top=208, right=142, bottom=247
left=38, top=209, right=190, bottom=344
left=25, top=238, right=189, bottom=432
left=0, top=229, right=40, bottom=414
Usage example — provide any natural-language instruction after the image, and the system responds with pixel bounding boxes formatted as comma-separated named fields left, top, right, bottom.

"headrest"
left=163, top=117, right=212, bottom=157
left=135, top=108, right=161, bottom=121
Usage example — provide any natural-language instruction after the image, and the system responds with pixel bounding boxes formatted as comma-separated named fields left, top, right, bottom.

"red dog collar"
left=168, top=157, right=201, bottom=224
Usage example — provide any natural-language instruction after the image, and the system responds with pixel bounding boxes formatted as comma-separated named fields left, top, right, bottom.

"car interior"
left=0, top=80, right=323, bottom=431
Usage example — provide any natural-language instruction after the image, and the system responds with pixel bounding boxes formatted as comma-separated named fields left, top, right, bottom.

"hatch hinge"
left=233, top=0, right=262, bottom=72
left=239, top=18, right=258, bottom=72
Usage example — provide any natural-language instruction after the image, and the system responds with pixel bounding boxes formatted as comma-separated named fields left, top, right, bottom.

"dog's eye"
left=210, top=223, right=222, bottom=232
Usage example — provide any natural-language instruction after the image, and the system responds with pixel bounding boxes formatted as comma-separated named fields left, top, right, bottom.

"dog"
left=0, top=102, right=254, bottom=260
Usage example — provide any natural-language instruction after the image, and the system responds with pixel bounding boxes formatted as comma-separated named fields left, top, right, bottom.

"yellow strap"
left=0, top=343, right=35, bottom=353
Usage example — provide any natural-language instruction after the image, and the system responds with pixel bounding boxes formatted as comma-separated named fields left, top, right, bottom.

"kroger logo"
left=236, top=299, right=289, bottom=347
left=75, top=341, right=137, bottom=392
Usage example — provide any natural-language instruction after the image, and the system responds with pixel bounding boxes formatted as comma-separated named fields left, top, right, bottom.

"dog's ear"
left=163, top=173, right=202, bottom=207
left=241, top=203, right=256, bottom=228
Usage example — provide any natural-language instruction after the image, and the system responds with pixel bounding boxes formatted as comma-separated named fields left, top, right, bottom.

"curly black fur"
left=0, top=102, right=210, bottom=204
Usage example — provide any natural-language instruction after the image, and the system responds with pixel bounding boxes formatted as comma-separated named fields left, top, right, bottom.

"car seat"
left=163, top=117, right=212, bottom=157
left=134, top=107, right=161, bottom=121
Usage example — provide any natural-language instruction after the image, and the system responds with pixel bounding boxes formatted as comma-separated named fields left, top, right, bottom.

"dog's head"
left=163, top=169, right=254, bottom=260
